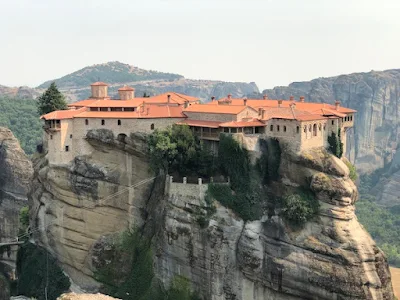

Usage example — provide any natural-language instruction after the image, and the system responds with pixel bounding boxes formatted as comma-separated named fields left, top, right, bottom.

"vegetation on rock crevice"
left=15, top=242, right=70, bottom=300
left=95, top=230, right=201, bottom=300
left=281, top=189, right=319, bottom=226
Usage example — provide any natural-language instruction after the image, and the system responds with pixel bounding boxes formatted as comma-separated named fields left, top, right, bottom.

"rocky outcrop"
left=155, top=147, right=394, bottom=299
left=29, top=130, right=156, bottom=290
left=29, top=130, right=394, bottom=299
left=0, top=127, right=32, bottom=256
left=260, top=69, right=400, bottom=174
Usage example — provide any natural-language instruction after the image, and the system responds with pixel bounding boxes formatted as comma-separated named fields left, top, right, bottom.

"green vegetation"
left=281, top=189, right=319, bottom=226
left=356, top=167, right=400, bottom=267
left=15, top=242, right=70, bottom=300
left=95, top=230, right=201, bottom=300
left=19, top=206, right=29, bottom=239
left=0, top=96, right=42, bottom=154
left=37, top=82, right=68, bottom=116
left=148, top=124, right=215, bottom=177
left=328, top=129, right=343, bottom=158
left=344, top=160, right=358, bottom=182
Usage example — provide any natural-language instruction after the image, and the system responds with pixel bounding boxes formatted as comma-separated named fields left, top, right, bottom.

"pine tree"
left=37, top=82, right=68, bottom=115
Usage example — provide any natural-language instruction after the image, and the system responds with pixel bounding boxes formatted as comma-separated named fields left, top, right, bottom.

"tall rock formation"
left=0, top=127, right=32, bottom=252
left=29, top=130, right=394, bottom=299
left=260, top=69, right=400, bottom=174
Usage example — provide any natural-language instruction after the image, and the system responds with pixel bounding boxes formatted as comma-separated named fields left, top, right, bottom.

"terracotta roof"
left=68, top=99, right=99, bottom=108
left=145, top=92, right=199, bottom=105
left=91, top=82, right=108, bottom=86
left=40, top=108, right=86, bottom=120
left=184, top=104, right=251, bottom=114
left=219, top=120, right=265, bottom=128
left=177, top=120, right=221, bottom=128
left=210, top=98, right=357, bottom=114
left=74, top=105, right=185, bottom=119
left=260, top=107, right=329, bottom=122
left=118, top=86, right=135, bottom=91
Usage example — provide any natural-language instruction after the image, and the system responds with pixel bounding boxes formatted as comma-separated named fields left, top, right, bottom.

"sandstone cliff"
left=260, top=69, right=400, bottom=174
left=0, top=127, right=32, bottom=255
left=29, top=130, right=394, bottom=299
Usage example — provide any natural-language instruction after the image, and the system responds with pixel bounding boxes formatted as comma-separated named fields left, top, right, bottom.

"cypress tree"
left=37, top=82, right=68, bottom=115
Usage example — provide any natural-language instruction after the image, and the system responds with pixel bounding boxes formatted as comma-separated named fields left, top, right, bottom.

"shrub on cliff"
left=37, top=82, right=68, bottom=116
left=148, top=124, right=215, bottom=177
left=344, top=160, right=358, bottom=182
left=15, top=242, right=70, bottom=300
left=281, top=189, right=319, bottom=226
left=328, top=130, right=343, bottom=158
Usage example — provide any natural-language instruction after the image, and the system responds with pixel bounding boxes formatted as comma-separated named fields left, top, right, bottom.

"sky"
left=1, top=0, right=400, bottom=91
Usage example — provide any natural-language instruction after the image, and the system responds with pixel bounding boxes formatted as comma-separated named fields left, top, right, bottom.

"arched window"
left=150, top=123, right=155, bottom=130
left=283, top=126, right=287, bottom=132
left=313, top=124, right=317, bottom=136
left=85, top=119, right=89, bottom=125
left=309, top=124, right=312, bottom=132
left=117, top=133, right=127, bottom=143
left=318, top=124, right=322, bottom=131
left=101, top=120, right=105, bottom=126
left=118, top=120, right=121, bottom=126
left=270, top=125, right=273, bottom=131
left=303, top=125, right=306, bottom=133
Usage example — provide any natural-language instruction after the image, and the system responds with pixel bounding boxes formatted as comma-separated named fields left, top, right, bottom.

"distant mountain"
left=36, top=61, right=259, bottom=102
left=258, top=69, right=400, bottom=174
left=0, top=85, right=39, bottom=99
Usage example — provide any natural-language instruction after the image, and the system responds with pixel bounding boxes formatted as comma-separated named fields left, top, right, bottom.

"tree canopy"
left=37, top=82, right=68, bottom=116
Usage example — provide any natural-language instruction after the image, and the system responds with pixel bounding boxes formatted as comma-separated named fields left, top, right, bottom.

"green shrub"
left=15, top=243, right=70, bottom=300
left=148, top=124, right=215, bottom=177
left=344, top=160, right=358, bottom=182
left=327, top=130, right=343, bottom=158
left=281, top=189, right=319, bottom=226
left=19, top=206, right=29, bottom=239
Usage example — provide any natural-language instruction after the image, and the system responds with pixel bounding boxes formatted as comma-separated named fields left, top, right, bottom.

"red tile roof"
left=68, top=99, right=99, bottom=108
left=184, top=104, right=252, bottom=114
left=118, top=86, right=135, bottom=91
left=91, top=82, right=108, bottom=86
left=40, top=108, right=86, bottom=120
left=145, top=92, right=199, bottom=105
left=88, top=99, right=147, bottom=108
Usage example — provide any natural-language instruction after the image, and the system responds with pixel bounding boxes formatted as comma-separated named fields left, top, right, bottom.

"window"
left=150, top=123, right=155, bottom=130
left=50, top=135, right=53, bottom=140
left=309, top=125, right=312, bottom=132
left=124, top=108, right=134, bottom=112
left=296, top=126, right=300, bottom=134
left=350, top=115, right=353, bottom=121
left=70, top=134, right=73, bottom=139
left=277, top=125, right=280, bottom=132
left=303, top=126, right=306, bottom=133
left=100, top=107, right=108, bottom=112
left=118, top=120, right=121, bottom=126
left=313, top=124, right=317, bottom=136
left=65, top=146, right=69, bottom=152
left=324, top=124, right=326, bottom=130
left=318, top=124, right=322, bottom=131
left=101, top=120, right=105, bottom=126
left=283, top=126, right=287, bottom=132
left=270, top=125, right=273, bottom=131
left=231, top=128, right=237, bottom=133
left=85, top=119, right=89, bottom=125
left=332, top=120, right=334, bottom=125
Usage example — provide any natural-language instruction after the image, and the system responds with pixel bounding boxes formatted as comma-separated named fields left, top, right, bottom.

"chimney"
left=263, top=94, right=268, bottom=100
left=335, top=100, right=341, bottom=110
left=243, top=97, right=248, bottom=106
left=290, top=96, right=294, bottom=101
left=211, top=96, right=216, bottom=102
left=167, top=94, right=171, bottom=104
left=278, top=100, right=283, bottom=108
left=184, top=101, right=189, bottom=108
left=118, top=86, right=135, bottom=100
left=299, top=96, right=305, bottom=103
left=227, top=94, right=232, bottom=100
left=261, top=109, right=265, bottom=119
left=258, top=107, right=263, bottom=116
left=91, top=82, right=108, bottom=99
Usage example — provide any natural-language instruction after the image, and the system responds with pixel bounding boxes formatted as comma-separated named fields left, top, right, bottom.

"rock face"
left=0, top=128, right=32, bottom=258
left=155, top=147, right=394, bottom=299
left=261, top=69, right=400, bottom=174
left=30, top=130, right=394, bottom=299
left=29, top=130, right=156, bottom=290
